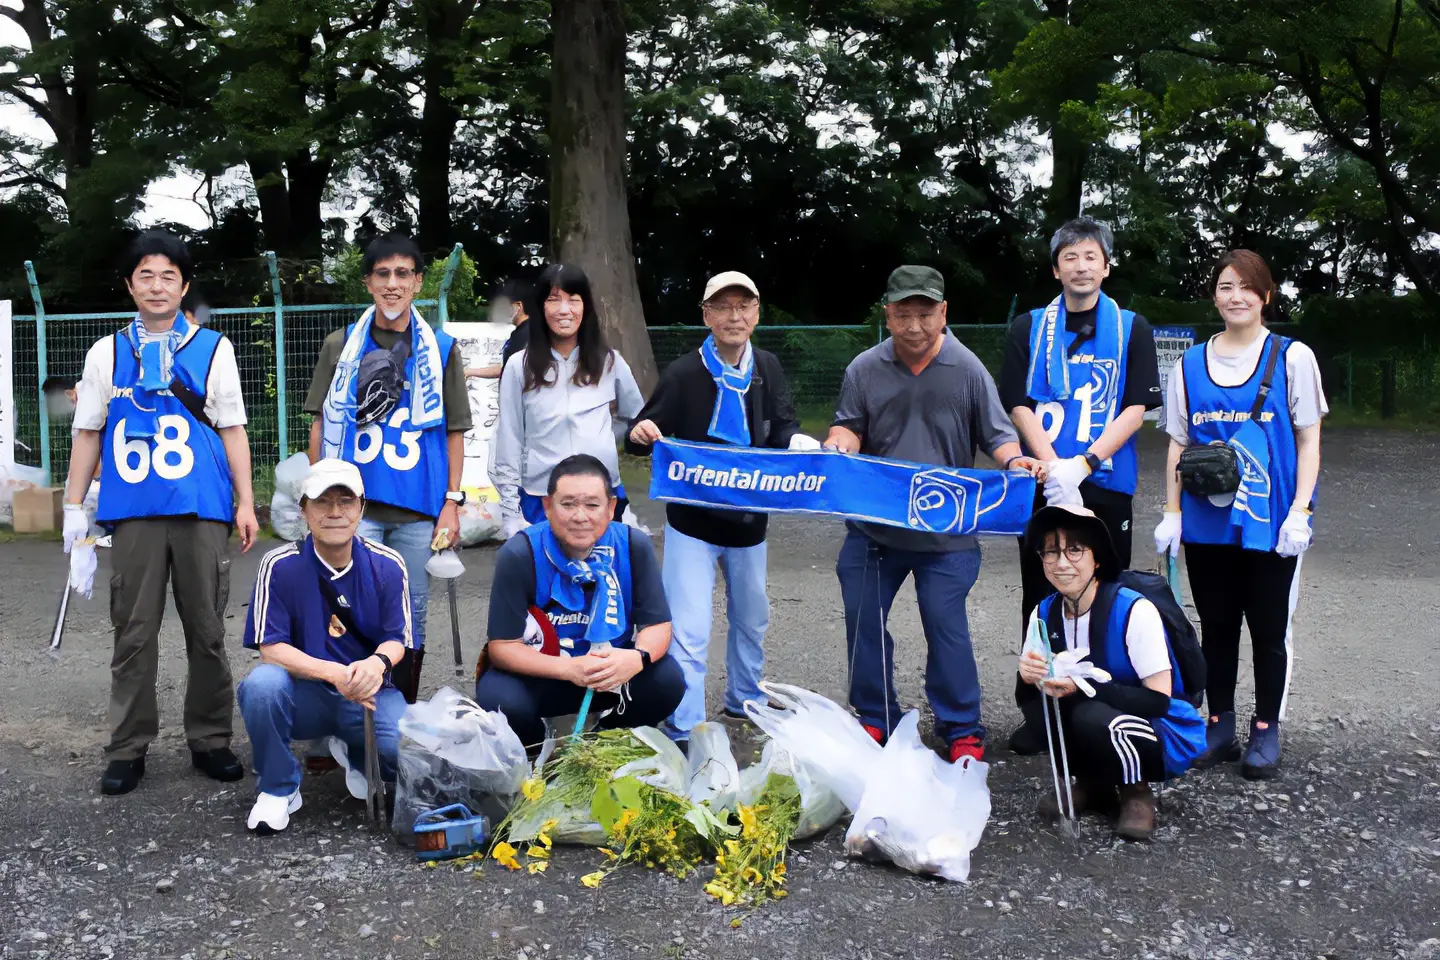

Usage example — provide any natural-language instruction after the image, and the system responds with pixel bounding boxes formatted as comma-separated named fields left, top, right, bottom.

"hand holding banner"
left=649, top=438, right=1036, bottom=538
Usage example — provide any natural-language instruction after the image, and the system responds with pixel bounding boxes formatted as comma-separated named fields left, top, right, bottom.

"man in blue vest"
left=474, top=454, right=685, bottom=748
left=998, top=218, right=1162, bottom=754
left=62, top=230, right=259, bottom=796
left=238, top=458, right=413, bottom=834
left=304, top=235, right=473, bottom=702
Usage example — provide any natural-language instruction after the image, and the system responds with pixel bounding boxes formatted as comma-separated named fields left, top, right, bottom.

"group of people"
left=58, top=219, right=1324, bottom=843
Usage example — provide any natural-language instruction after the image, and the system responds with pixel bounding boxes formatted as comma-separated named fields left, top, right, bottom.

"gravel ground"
left=2, top=428, right=1438, bottom=960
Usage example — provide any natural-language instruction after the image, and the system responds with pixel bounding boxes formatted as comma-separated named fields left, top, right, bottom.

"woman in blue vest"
left=1019, top=505, right=1206, bottom=841
left=492, top=264, right=645, bottom=541
left=1154, top=250, right=1326, bottom=780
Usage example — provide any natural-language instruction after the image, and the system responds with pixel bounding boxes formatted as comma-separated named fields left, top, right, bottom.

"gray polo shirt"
left=833, top=332, right=1018, bottom=552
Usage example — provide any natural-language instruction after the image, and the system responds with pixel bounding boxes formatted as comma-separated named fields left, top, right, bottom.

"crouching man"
left=475, top=454, right=685, bottom=747
left=238, top=459, right=413, bottom=834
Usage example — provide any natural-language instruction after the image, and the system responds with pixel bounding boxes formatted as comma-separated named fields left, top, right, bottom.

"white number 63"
left=354, top=405, right=422, bottom=471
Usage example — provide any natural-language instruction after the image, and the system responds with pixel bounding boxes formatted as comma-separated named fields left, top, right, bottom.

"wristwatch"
left=1083, top=452, right=1103, bottom=474
left=445, top=490, right=466, bottom=506
left=637, top=648, right=653, bottom=671
left=372, top=651, right=394, bottom=681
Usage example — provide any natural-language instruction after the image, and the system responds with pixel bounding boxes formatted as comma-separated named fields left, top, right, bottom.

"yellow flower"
left=537, top=819, right=558, bottom=849
left=770, top=863, right=787, bottom=880
left=738, top=805, right=760, bottom=838
left=599, top=848, right=618, bottom=860
left=612, top=809, right=638, bottom=836
left=724, top=839, right=741, bottom=856
left=704, top=881, right=737, bottom=906
left=715, top=853, right=726, bottom=866
left=491, top=841, right=520, bottom=871
left=742, top=867, right=763, bottom=883
left=521, top=778, right=546, bottom=802
left=526, top=845, right=551, bottom=860
left=580, top=871, right=606, bottom=889
left=527, top=861, right=548, bottom=875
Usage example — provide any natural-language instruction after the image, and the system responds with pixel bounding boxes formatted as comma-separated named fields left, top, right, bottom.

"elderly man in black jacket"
left=626, top=271, right=819, bottom=748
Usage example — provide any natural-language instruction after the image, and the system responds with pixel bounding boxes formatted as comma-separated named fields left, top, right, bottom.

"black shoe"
left=100, top=756, right=145, bottom=796
left=192, top=747, right=246, bottom=782
left=1007, top=720, right=1048, bottom=756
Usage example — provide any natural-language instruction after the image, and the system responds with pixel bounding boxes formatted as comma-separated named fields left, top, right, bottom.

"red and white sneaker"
left=862, top=724, right=887, bottom=746
left=948, top=735, right=984, bottom=765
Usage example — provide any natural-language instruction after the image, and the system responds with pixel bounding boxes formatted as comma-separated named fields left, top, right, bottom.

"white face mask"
left=381, top=307, right=406, bottom=321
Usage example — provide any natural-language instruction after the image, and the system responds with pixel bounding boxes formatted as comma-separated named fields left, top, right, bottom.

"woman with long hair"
left=492, top=263, right=645, bottom=538
left=1153, top=249, right=1326, bottom=780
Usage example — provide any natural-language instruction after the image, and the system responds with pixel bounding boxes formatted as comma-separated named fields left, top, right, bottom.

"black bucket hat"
left=1023, top=504, right=1121, bottom=580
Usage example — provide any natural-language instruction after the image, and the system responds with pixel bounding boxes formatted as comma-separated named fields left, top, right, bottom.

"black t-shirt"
left=501, top=321, right=531, bottom=368
left=998, top=306, right=1162, bottom=413
left=485, top=527, right=670, bottom=646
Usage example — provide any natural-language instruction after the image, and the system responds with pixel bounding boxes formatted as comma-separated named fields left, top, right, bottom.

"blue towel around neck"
left=699, top=335, right=753, bottom=445
left=1024, top=293, right=1123, bottom=403
left=125, top=312, right=191, bottom=439
left=537, top=524, right=627, bottom=647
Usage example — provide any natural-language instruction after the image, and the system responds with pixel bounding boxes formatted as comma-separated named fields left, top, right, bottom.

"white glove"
left=1275, top=508, right=1313, bottom=558
left=501, top=515, right=530, bottom=541
left=788, top=433, right=821, bottom=452
left=1042, top=455, right=1090, bottom=506
left=63, top=503, right=90, bottom=554
left=1153, top=511, right=1183, bottom=558
left=69, top=541, right=98, bottom=599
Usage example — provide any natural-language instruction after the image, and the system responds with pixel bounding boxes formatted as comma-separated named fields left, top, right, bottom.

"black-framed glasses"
left=1038, top=543, right=1090, bottom=565
left=370, top=268, right=415, bottom=282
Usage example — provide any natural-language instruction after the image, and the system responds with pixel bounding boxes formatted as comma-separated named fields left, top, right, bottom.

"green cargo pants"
left=106, top=518, right=234, bottom=760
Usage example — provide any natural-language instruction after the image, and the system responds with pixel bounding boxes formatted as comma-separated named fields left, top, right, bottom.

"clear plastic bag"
left=273, top=452, right=311, bottom=502
left=393, top=687, right=529, bottom=841
left=744, top=681, right=882, bottom=812
left=683, top=721, right=740, bottom=811
left=843, top=711, right=990, bottom=882
left=738, top=740, right=845, bottom=839
left=612, top=725, right=690, bottom=797
left=269, top=489, right=306, bottom=542
left=458, top=495, right=501, bottom=546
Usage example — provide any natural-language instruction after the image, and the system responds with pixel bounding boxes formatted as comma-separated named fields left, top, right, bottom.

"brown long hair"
left=1210, top=250, right=1277, bottom=319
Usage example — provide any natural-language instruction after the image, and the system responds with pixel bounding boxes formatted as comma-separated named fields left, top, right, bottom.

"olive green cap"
left=885, top=265, right=945, bottom=304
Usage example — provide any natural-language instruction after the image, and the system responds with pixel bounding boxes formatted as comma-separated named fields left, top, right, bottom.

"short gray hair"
left=1049, top=218, right=1114, bottom=266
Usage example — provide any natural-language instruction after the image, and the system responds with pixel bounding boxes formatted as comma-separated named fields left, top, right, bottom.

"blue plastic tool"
left=413, top=804, right=489, bottom=862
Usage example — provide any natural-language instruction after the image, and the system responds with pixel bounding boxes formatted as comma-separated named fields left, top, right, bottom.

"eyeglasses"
left=311, top=495, right=362, bottom=513
left=553, top=497, right=610, bottom=516
left=370, top=268, right=416, bottom=282
left=890, top=311, right=940, bottom=328
left=703, top=300, right=758, bottom=318
left=133, top=270, right=183, bottom=289
left=1038, top=544, right=1091, bottom=565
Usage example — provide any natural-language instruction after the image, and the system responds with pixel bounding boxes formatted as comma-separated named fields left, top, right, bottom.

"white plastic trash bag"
left=458, top=496, right=501, bottom=546
left=273, top=452, right=311, bottom=502
left=613, top=725, right=690, bottom=798
left=269, top=489, right=306, bottom=542
left=684, top=721, right=740, bottom=811
left=843, top=711, right=990, bottom=882
left=738, top=740, right=845, bottom=840
left=393, top=686, right=529, bottom=840
left=744, top=681, right=881, bottom=813
left=425, top=549, right=464, bottom=579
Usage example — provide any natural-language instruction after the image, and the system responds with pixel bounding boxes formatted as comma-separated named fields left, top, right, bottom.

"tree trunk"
left=548, top=0, right=657, bottom=392
left=1046, top=123, right=1088, bottom=227
left=246, top=151, right=329, bottom=260
left=415, top=0, right=471, bottom=252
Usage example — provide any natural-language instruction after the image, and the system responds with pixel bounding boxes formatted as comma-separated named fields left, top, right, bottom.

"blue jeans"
left=237, top=663, right=407, bottom=797
left=662, top=525, right=769, bottom=736
left=356, top=518, right=432, bottom=649
left=835, top=529, right=983, bottom=744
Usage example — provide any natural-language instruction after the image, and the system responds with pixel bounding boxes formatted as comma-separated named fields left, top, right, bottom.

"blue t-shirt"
left=243, top=535, right=414, bottom=667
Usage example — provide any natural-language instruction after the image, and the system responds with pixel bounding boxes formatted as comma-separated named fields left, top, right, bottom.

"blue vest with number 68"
left=347, top=322, right=455, bottom=519
left=97, top=327, right=235, bottom=525
left=1026, top=308, right=1138, bottom=496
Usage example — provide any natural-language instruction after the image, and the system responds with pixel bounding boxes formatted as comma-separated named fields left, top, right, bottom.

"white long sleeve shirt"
left=491, top=348, right=644, bottom=524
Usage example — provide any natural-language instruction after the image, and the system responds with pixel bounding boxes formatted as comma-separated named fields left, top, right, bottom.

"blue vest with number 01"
left=97, top=328, right=235, bottom=525
left=347, top=322, right=455, bottom=519
left=1027, top=308, right=1138, bottom=495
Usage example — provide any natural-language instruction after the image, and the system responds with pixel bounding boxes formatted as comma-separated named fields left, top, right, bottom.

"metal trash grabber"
left=363, top=708, right=386, bottom=826
left=446, top=578, right=464, bottom=677
left=49, top=566, right=71, bottom=656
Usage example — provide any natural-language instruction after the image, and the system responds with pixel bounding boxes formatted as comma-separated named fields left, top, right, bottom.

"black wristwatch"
left=372, top=652, right=394, bottom=680
left=636, top=648, right=653, bottom=671
left=1083, top=452, right=1103, bottom=474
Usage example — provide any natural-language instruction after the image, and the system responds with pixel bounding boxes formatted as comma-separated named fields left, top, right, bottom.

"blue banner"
left=649, top=439, right=1037, bottom=537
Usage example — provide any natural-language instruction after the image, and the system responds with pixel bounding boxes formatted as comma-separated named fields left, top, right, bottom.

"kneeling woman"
left=1018, top=505, right=1205, bottom=841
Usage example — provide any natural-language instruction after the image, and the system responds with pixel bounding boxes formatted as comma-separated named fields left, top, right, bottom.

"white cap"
left=702, top=271, right=760, bottom=302
left=301, top=458, right=365, bottom=500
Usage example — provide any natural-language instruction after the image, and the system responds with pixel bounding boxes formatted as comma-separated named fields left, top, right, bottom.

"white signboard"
left=0, top=299, right=12, bottom=470
left=1150, top=326, right=1195, bottom=426
left=447, top=320, right=516, bottom=543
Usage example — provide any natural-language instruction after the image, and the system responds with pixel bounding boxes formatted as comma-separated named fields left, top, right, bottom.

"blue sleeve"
left=374, top=550, right=414, bottom=649
left=244, top=551, right=292, bottom=648
left=487, top=536, right=537, bottom=641
left=628, top=528, right=670, bottom=627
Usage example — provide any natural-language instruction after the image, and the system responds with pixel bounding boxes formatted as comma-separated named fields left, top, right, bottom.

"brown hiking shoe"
left=1037, top=780, right=1118, bottom=820
left=1115, top=783, right=1157, bottom=842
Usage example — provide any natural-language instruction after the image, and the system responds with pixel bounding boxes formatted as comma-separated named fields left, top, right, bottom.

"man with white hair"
left=626, top=271, right=817, bottom=748
left=237, top=459, right=413, bottom=834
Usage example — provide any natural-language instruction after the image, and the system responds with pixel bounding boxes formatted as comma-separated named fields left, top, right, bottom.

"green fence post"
left=437, top=242, right=463, bottom=328
left=267, top=251, right=288, bottom=461
left=24, top=261, right=51, bottom=485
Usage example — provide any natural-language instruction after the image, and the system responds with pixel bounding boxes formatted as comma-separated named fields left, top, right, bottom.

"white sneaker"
left=247, top=790, right=302, bottom=834
left=328, top=736, right=368, bottom=800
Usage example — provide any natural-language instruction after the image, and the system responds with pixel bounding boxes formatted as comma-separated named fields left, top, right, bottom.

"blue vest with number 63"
left=1038, top=586, right=1206, bottom=779
left=97, top=327, right=235, bottom=525
left=346, top=322, right=454, bottom=519
left=1026, top=308, right=1137, bottom=495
